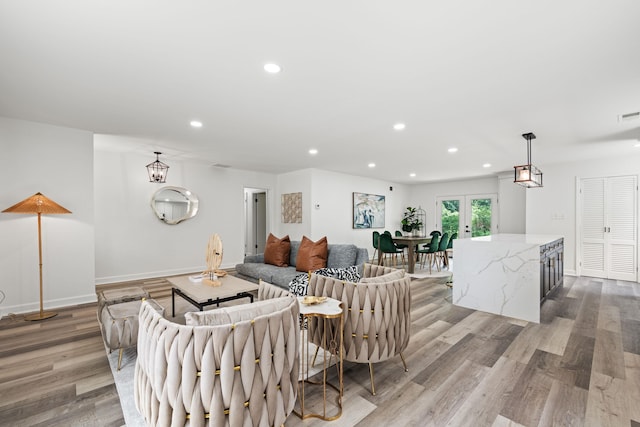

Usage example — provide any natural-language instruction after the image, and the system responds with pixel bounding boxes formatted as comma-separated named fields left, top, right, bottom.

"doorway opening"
left=244, top=188, right=267, bottom=257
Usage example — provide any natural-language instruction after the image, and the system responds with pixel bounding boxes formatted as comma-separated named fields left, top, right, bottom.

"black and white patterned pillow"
left=288, top=273, right=310, bottom=297
left=288, top=265, right=361, bottom=297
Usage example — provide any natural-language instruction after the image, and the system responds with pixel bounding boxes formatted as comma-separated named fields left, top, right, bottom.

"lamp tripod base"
left=24, top=311, right=58, bottom=321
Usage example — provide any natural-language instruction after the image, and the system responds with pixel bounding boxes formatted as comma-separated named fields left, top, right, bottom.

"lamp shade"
left=3, top=192, right=71, bottom=214
left=514, top=164, right=543, bottom=188
left=513, top=132, right=543, bottom=188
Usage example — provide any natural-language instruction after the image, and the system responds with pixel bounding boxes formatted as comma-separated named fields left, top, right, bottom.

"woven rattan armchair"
left=134, top=281, right=299, bottom=427
left=306, top=263, right=411, bottom=395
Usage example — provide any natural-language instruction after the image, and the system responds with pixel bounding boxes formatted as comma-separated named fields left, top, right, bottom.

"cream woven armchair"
left=134, top=281, right=299, bottom=427
left=306, top=263, right=411, bottom=395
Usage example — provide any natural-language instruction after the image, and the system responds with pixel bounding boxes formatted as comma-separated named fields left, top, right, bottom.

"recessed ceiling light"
left=410, top=173, right=416, bottom=177
left=309, top=148, right=318, bottom=155
left=483, top=163, right=491, bottom=168
left=190, top=120, right=203, bottom=128
left=393, top=123, right=406, bottom=131
left=368, top=163, right=376, bottom=168
left=264, top=63, right=281, bottom=73
left=448, top=147, right=458, bottom=153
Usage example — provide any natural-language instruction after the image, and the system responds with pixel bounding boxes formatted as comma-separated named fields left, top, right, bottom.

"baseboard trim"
left=0, top=293, right=96, bottom=319
left=95, top=262, right=237, bottom=285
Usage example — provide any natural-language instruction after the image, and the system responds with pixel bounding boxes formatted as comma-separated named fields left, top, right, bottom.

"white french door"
left=579, top=175, right=637, bottom=281
left=436, top=194, right=498, bottom=239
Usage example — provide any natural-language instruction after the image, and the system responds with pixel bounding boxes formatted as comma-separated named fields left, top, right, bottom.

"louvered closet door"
left=581, top=178, right=606, bottom=278
left=607, top=176, right=637, bottom=280
left=580, top=175, right=637, bottom=281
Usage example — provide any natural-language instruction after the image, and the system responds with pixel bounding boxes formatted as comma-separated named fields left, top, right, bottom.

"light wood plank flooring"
left=1, top=274, right=639, bottom=426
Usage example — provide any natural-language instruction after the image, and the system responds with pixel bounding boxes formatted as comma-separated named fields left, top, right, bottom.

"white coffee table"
left=167, top=274, right=259, bottom=317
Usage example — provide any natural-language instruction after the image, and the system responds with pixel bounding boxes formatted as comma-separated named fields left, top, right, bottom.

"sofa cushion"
left=185, top=297, right=293, bottom=326
left=270, top=266, right=299, bottom=287
left=360, top=269, right=405, bottom=283
left=327, top=244, right=358, bottom=268
left=289, top=241, right=301, bottom=267
left=296, top=236, right=328, bottom=272
left=235, top=262, right=278, bottom=283
left=264, top=233, right=291, bottom=267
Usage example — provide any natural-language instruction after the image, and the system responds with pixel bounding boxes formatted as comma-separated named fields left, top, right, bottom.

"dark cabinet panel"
left=540, top=238, right=564, bottom=302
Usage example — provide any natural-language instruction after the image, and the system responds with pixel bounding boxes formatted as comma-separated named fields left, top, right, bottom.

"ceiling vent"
left=618, top=111, right=640, bottom=123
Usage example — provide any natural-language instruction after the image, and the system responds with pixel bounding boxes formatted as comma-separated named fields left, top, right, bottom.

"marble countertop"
left=468, top=233, right=563, bottom=244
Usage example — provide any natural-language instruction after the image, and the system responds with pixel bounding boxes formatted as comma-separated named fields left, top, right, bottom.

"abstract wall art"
left=353, top=192, right=385, bottom=229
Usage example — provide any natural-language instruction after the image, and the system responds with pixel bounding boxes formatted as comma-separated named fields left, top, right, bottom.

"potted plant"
left=401, top=206, right=423, bottom=235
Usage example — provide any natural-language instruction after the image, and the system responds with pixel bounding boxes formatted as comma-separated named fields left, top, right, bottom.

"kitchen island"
left=453, top=234, right=564, bottom=323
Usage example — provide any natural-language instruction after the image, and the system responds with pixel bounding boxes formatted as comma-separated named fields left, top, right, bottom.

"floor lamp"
left=2, top=192, right=71, bottom=321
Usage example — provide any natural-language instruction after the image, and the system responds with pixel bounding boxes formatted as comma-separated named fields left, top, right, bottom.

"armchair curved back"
left=362, top=262, right=402, bottom=278
left=135, top=294, right=299, bottom=427
left=307, top=269, right=411, bottom=364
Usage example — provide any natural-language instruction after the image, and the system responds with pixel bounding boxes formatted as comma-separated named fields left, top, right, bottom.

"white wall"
left=525, top=153, right=640, bottom=277
left=94, top=139, right=277, bottom=284
left=0, top=117, right=95, bottom=317
left=498, top=173, right=526, bottom=233
left=275, top=169, right=313, bottom=239
left=408, top=177, right=500, bottom=230
left=273, top=168, right=408, bottom=257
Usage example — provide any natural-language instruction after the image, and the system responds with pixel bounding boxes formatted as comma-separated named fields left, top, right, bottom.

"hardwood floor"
left=0, top=303, right=124, bottom=427
left=1, top=274, right=639, bottom=426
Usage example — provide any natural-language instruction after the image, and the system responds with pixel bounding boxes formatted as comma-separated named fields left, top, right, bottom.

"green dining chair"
left=437, top=232, right=449, bottom=269
left=378, top=232, right=405, bottom=267
left=423, top=230, right=442, bottom=249
left=417, top=234, right=440, bottom=273
left=445, top=232, right=457, bottom=265
left=394, top=230, right=408, bottom=258
left=372, top=231, right=381, bottom=263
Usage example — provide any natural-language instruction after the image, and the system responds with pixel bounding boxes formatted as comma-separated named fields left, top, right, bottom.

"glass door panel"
left=437, top=194, right=498, bottom=238
left=440, top=199, right=460, bottom=236
left=468, top=197, right=493, bottom=237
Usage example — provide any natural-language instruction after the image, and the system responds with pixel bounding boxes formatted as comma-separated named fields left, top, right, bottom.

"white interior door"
left=580, top=175, right=637, bottom=281
left=436, top=194, right=498, bottom=238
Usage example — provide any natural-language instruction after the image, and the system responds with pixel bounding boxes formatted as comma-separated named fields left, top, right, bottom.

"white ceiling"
left=1, top=1, right=640, bottom=184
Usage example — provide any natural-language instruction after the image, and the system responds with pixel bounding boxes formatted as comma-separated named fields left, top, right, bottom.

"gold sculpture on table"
left=203, top=233, right=224, bottom=286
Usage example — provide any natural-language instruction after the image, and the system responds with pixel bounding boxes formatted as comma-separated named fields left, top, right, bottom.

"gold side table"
left=294, top=296, right=343, bottom=421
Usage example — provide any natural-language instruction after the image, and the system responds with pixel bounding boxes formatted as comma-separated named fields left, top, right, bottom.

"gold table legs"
left=294, top=304, right=343, bottom=421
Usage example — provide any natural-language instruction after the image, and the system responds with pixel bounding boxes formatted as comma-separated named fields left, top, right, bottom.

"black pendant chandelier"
left=514, top=132, right=543, bottom=188
left=146, top=151, right=169, bottom=183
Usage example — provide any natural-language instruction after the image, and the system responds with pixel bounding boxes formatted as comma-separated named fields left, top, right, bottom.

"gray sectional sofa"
left=235, top=240, right=369, bottom=289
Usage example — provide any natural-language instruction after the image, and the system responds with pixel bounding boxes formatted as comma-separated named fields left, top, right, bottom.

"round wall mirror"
left=151, top=186, right=199, bottom=224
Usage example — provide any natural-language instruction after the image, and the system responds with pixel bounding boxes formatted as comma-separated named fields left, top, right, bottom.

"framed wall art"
left=353, top=192, right=385, bottom=229
left=281, top=192, right=302, bottom=223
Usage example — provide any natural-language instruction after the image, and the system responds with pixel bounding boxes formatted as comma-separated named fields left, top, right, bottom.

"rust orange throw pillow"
left=264, top=233, right=291, bottom=267
left=296, top=236, right=328, bottom=272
